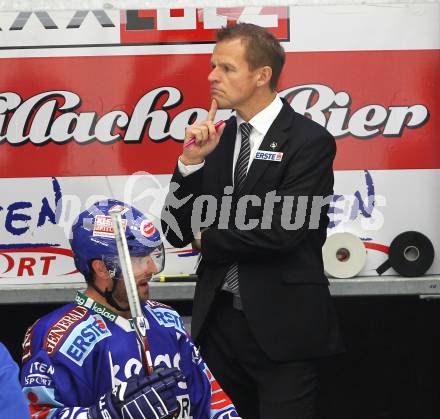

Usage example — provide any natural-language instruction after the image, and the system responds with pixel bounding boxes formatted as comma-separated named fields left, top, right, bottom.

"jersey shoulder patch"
left=21, top=303, right=84, bottom=364
left=145, top=300, right=186, bottom=335
left=37, top=304, right=112, bottom=366
left=58, top=312, right=112, bottom=366
left=42, top=304, right=91, bottom=356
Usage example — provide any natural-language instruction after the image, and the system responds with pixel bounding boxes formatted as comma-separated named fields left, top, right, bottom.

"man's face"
left=208, top=38, right=261, bottom=112
left=112, top=256, right=158, bottom=306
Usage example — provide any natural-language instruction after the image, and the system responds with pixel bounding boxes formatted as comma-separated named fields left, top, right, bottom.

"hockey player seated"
left=20, top=199, right=240, bottom=419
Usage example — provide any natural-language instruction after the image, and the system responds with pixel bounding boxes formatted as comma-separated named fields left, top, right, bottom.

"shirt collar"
left=236, top=94, right=283, bottom=136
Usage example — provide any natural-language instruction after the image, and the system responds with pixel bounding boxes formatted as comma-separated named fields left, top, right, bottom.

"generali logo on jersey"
left=44, top=306, right=89, bottom=355
left=0, top=85, right=429, bottom=145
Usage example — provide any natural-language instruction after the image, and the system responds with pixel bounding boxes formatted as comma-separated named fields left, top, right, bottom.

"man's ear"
left=256, top=66, right=272, bottom=88
left=91, top=259, right=110, bottom=286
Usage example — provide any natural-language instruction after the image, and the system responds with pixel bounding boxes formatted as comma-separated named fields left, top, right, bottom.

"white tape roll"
left=323, top=233, right=367, bottom=278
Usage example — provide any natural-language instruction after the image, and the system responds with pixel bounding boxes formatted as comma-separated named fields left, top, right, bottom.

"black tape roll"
left=376, top=231, right=435, bottom=277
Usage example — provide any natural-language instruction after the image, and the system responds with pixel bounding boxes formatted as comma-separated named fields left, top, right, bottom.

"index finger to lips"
left=207, top=99, right=218, bottom=122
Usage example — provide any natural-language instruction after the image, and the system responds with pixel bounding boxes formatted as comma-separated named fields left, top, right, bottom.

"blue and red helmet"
left=70, top=199, right=164, bottom=282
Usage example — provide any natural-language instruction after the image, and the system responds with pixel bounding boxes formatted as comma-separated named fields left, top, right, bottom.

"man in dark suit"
left=162, top=23, right=343, bottom=418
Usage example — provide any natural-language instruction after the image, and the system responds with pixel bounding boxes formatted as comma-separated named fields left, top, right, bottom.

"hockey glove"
left=88, top=367, right=185, bottom=419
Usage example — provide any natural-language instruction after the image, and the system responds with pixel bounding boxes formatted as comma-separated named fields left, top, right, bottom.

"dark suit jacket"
left=162, top=100, right=344, bottom=361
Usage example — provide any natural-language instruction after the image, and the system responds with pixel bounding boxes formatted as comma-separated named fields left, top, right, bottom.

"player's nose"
left=146, top=256, right=158, bottom=275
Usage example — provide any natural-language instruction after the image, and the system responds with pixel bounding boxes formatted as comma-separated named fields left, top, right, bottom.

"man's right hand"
left=88, top=367, right=185, bottom=419
left=180, top=99, right=226, bottom=165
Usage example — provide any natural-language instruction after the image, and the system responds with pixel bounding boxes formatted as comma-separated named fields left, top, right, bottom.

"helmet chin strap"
left=91, top=275, right=130, bottom=313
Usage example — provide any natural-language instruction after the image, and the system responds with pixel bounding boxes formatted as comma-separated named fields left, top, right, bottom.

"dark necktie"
left=224, top=122, right=252, bottom=294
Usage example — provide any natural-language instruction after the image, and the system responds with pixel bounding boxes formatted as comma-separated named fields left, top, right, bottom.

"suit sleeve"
left=201, top=130, right=336, bottom=263
left=161, top=117, right=236, bottom=249
left=161, top=163, right=205, bottom=248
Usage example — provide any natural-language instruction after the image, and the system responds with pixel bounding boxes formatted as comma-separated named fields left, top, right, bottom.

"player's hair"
left=216, top=23, right=285, bottom=90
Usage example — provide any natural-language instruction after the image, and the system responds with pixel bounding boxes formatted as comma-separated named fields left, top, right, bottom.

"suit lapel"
left=239, top=102, right=295, bottom=196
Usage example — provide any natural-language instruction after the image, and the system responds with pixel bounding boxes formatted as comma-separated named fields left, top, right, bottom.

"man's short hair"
left=216, top=23, right=286, bottom=90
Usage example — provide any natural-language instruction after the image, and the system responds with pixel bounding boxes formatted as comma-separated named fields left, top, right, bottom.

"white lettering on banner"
left=0, top=85, right=429, bottom=145
left=237, top=7, right=279, bottom=27
left=156, top=9, right=197, bottom=31
left=281, top=84, right=429, bottom=138
left=0, top=253, right=58, bottom=278
left=152, top=7, right=279, bottom=31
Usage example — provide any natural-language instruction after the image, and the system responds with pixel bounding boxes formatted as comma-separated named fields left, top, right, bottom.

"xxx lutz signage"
left=0, top=84, right=429, bottom=145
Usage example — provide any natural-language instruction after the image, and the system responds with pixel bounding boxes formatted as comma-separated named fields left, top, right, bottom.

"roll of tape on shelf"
left=376, top=231, right=434, bottom=277
left=323, top=232, right=367, bottom=278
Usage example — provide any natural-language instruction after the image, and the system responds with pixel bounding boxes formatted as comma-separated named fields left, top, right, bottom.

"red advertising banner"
left=0, top=49, right=438, bottom=178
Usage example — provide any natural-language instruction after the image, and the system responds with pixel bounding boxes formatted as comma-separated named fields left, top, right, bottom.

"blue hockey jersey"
left=21, top=291, right=239, bottom=419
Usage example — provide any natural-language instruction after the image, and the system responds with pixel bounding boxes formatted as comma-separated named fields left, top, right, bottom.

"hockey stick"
left=110, top=210, right=154, bottom=376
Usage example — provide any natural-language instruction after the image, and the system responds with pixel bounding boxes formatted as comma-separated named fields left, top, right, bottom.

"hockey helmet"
left=70, top=199, right=165, bottom=282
